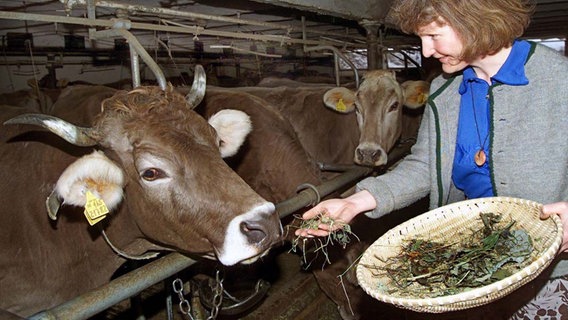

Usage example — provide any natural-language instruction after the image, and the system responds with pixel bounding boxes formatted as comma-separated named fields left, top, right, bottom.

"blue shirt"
left=452, top=40, right=530, bottom=198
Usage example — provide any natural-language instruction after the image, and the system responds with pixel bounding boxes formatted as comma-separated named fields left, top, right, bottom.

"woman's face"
left=417, top=20, right=469, bottom=74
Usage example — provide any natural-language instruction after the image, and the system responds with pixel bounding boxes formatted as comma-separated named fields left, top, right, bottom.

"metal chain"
left=172, top=270, right=224, bottom=320
left=208, top=270, right=224, bottom=320
left=173, top=278, right=195, bottom=320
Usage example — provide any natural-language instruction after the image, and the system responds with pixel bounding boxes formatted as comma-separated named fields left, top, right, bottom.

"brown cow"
left=0, top=67, right=282, bottom=317
left=196, top=87, right=323, bottom=204
left=223, top=84, right=360, bottom=167
left=239, top=70, right=430, bottom=167
left=0, top=82, right=56, bottom=114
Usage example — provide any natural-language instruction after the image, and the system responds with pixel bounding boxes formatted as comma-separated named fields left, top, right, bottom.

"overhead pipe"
left=71, top=0, right=294, bottom=32
left=0, top=11, right=329, bottom=47
left=304, top=45, right=360, bottom=88
left=89, top=24, right=167, bottom=90
left=301, top=17, right=360, bottom=88
left=63, top=0, right=366, bottom=44
left=118, top=28, right=165, bottom=90
left=128, top=42, right=141, bottom=88
left=84, top=1, right=163, bottom=89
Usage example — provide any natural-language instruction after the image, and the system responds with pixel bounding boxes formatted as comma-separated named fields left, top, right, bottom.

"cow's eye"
left=141, top=168, right=165, bottom=181
left=388, top=102, right=400, bottom=112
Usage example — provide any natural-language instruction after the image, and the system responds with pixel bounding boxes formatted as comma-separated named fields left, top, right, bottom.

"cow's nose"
left=356, top=148, right=383, bottom=164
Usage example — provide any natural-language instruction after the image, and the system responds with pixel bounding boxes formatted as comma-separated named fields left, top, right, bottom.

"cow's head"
left=323, top=70, right=430, bottom=166
left=5, top=66, right=282, bottom=266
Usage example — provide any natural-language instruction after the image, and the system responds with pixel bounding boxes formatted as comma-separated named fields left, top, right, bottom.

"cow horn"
left=185, top=64, right=206, bottom=109
left=4, top=113, right=98, bottom=146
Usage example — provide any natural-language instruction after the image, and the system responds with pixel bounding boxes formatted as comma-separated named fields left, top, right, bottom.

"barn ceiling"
left=256, top=0, right=568, bottom=40
left=0, top=0, right=566, bottom=56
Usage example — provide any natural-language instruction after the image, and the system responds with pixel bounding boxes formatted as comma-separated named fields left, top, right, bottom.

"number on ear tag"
left=84, top=190, right=109, bottom=226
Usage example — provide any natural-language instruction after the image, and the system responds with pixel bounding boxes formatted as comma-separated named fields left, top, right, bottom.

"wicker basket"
left=356, top=197, right=563, bottom=313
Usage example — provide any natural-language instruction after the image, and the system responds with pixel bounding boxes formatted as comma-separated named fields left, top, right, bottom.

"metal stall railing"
left=27, top=140, right=415, bottom=320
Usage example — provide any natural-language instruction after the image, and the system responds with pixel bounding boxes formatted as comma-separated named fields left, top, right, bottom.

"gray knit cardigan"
left=356, top=42, right=568, bottom=276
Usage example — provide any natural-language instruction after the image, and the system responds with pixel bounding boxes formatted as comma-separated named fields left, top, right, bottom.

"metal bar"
left=0, top=11, right=328, bottom=46
left=303, top=45, right=360, bottom=88
left=86, top=0, right=295, bottom=31
left=118, top=29, right=166, bottom=90
left=89, top=27, right=166, bottom=90
left=301, top=16, right=359, bottom=88
left=129, top=44, right=141, bottom=88
left=69, top=0, right=367, bottom=43
left=28, top=253, right=197, bottom=320
left=276, top=140, right=414, bottom=218
left=277, top=165, right=372, bottom=218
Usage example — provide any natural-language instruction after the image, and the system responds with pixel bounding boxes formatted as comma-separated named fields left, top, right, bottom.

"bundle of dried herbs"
left=363, top=212, right=534, bottom=298
left=289, top=212, right=359, bottom=268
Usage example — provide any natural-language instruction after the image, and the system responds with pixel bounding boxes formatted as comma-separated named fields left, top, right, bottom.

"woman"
left=296, top=0, right=568, bottom=318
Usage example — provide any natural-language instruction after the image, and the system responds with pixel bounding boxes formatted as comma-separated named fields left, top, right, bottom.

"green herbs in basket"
left=364, top=212, right=534, bottom=298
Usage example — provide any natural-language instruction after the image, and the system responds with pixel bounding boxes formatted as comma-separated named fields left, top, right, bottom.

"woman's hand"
left=294, top=190, right=376, bottom=238
left=541, top=201, right=568, bottom=253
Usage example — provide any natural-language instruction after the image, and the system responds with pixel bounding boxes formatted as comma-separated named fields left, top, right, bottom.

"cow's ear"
left=323, top=87, right=356, bottom=113
left=401, top=80, right=430, bottom=109
left=208, top=109, right=252, bottom=158
left=51, top=150, right=125, bottom=218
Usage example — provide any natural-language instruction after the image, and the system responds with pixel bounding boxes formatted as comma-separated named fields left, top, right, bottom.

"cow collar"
left=100, top=228, right=162, bottom=261
left=47, top=189, right=162, bottom=261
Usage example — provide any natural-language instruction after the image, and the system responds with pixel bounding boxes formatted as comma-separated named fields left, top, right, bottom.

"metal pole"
left=276, top=140, right=414, bottom=218
left=77, top=0, right=365, bottom=43
left=0, top=11, right=329, bottom=47
left=28, top=253, right=197, bottom=320
left=360, top=20, right=380, bottom=71
left=303, top=45, right=360, bottom=88
left=89, top=27, right=166, bottom=90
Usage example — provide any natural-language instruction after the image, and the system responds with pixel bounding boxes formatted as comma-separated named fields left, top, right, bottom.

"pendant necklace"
left=471, top=86, right=489, bottom=167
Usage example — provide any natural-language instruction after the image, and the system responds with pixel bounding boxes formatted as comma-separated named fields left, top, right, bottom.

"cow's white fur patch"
left=208, top=109, right=252, bottom=158
left=55, top=150, right=125, bottom=210
left=217, top=202, right=275, bottom=265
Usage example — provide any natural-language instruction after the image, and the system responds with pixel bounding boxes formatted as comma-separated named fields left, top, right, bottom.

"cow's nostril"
left=372, top=150, right=382, bottom=161
left=240, top=221, right=267, bottom=244
left=356, top=148, right=365, bottom=160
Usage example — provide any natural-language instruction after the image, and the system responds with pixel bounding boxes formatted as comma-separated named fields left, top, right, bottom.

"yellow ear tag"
left=336, top=98, right=347, bottom=112
left=84, top=190, right=109, bottom=226
left=418, top=93, right=427, bottom=105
